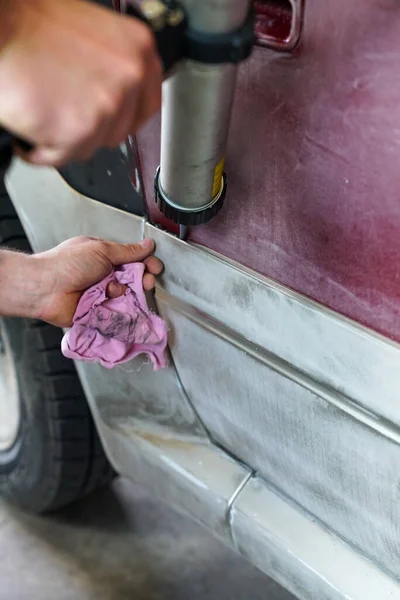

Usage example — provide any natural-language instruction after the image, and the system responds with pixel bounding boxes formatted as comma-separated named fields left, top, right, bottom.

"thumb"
left=106, top=281, right=128, bottom=298
left=103, top=238, right=155, bottom=266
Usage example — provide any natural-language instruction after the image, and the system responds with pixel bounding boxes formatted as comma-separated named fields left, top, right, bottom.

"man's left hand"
left=0, top=236, right=163, bottom=327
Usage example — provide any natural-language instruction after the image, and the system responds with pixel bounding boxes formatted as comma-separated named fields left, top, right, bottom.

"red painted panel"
left=137, top=0, right=400, bottom=342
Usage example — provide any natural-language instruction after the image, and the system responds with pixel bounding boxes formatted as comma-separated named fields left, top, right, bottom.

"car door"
left=6, top=0, right=400, bottom=598
left=135, top=0, right=400, bottom=586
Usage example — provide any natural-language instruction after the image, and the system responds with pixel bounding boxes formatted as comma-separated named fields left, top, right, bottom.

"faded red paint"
left=137, top=0, right=400, bottom=342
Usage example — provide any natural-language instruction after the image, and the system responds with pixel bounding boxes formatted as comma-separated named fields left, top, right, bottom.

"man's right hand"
left=0, top=0, right=162, bottom=166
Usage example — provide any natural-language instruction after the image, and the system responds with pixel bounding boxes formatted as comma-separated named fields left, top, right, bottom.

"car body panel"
left=232, top=476, right=400, bottom=600
left=149, top=225, right=400, bottom=580
left=137, top=0, right=400, bottom=342
left=4, top=161, right=250, bottom=542
left=6, top=161, right=400, bottom=598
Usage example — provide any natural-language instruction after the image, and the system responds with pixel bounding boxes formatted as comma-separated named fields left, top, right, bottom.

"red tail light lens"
left=254, top=0, right=305, bottom=51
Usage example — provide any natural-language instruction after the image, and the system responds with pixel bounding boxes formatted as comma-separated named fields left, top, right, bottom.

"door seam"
left=226, top=471, right=254, bottom=547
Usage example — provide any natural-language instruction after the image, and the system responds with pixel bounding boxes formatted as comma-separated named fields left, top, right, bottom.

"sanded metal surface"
left=157, top=296, right=400, bottom=579
left=145, top=225, right=400, bottom=430
left=6, top=162, right=400, bottom=598
left=145, top=225, right=400, bottom=579
left=71, top=352, right=251, bottom=542
left=231, top=477, right=400, bottom=600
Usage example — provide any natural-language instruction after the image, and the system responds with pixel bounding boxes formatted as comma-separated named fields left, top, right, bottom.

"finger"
left=143, top=273, right=156, bottom=291
left=106, top=281, right=128, bottom=298
left=22, top=143, right=95, bottom=167
left=75, top=100, right=119, bottom=157
left=102, top=238, right=155, bottom=266
left=20, top=106, right=114, bottom=166
left=104, top=45, right=161, bottom=146
left=104, top=84, right=140, bottom=148
left=129, top=57, right=162, bottom=133
left=17, top=145, right=66, bottom=167
left=135, top=73, right=162, bottom=131
left=144, top=256, right=164, bottom=275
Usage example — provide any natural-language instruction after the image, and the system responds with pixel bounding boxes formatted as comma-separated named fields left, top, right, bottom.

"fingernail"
left=140, top=238, right=154, bottom=249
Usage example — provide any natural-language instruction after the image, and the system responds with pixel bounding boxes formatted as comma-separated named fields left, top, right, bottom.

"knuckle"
left=48, top=155, right=65, bottom=168
left=130, top=23, right=156, bottom=57
left=71, top=94, right=117, bottom=140
left=94, top=239, right=107, bottom=251
left=74, top=235, right=93, bottom=245
left=96, top=91, right=119, bottom=120
left=59, top=112, right=89, bottom=146
left=28, top=148, right=63, bottom=167
left=119, top=60, right=143, bottom=88
left=98, top=240, right=114, bottom=256
left=126, top=242, right=143, bottom=255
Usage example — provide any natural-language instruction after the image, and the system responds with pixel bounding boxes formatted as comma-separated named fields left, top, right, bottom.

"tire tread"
left=0, top=185, right=113, bottom=512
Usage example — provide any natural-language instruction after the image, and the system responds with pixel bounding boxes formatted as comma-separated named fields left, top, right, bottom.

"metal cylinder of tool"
left=158, top=0, right=252, bottom=224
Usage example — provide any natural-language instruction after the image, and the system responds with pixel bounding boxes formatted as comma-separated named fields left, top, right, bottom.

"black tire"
left=0, top=181, right=113, bottom=513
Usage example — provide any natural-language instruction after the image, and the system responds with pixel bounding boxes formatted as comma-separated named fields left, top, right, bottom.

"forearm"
left=0, top=249, right=43, bottom=319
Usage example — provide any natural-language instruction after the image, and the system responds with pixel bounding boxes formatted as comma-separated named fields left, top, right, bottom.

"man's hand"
left=0, top=0, right=162, bottom=166
left=0, top=237, right=163, bottom=327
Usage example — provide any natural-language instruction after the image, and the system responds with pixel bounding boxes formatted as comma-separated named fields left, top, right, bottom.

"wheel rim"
left=0, top=322, right=20, bottom=452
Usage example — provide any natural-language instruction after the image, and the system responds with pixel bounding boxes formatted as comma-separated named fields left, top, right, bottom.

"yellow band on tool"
left=212, top=157, right=225, bottom=199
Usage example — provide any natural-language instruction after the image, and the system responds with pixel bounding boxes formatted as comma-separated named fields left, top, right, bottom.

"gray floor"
left=0, top=478, right=296, bottom=600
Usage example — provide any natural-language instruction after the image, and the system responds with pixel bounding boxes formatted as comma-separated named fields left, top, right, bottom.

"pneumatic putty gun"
left=0, top=0, right=255, bottom=238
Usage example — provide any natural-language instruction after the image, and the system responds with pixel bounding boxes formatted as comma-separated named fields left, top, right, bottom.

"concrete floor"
left=0, top=478, right=296, bottom=600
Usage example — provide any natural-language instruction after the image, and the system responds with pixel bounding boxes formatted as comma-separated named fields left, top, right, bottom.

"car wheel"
left=0, top=181, right=113, bottom=513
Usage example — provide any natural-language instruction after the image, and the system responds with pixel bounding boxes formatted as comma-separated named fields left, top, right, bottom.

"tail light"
left=254, top=0, right=305, bottom=51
